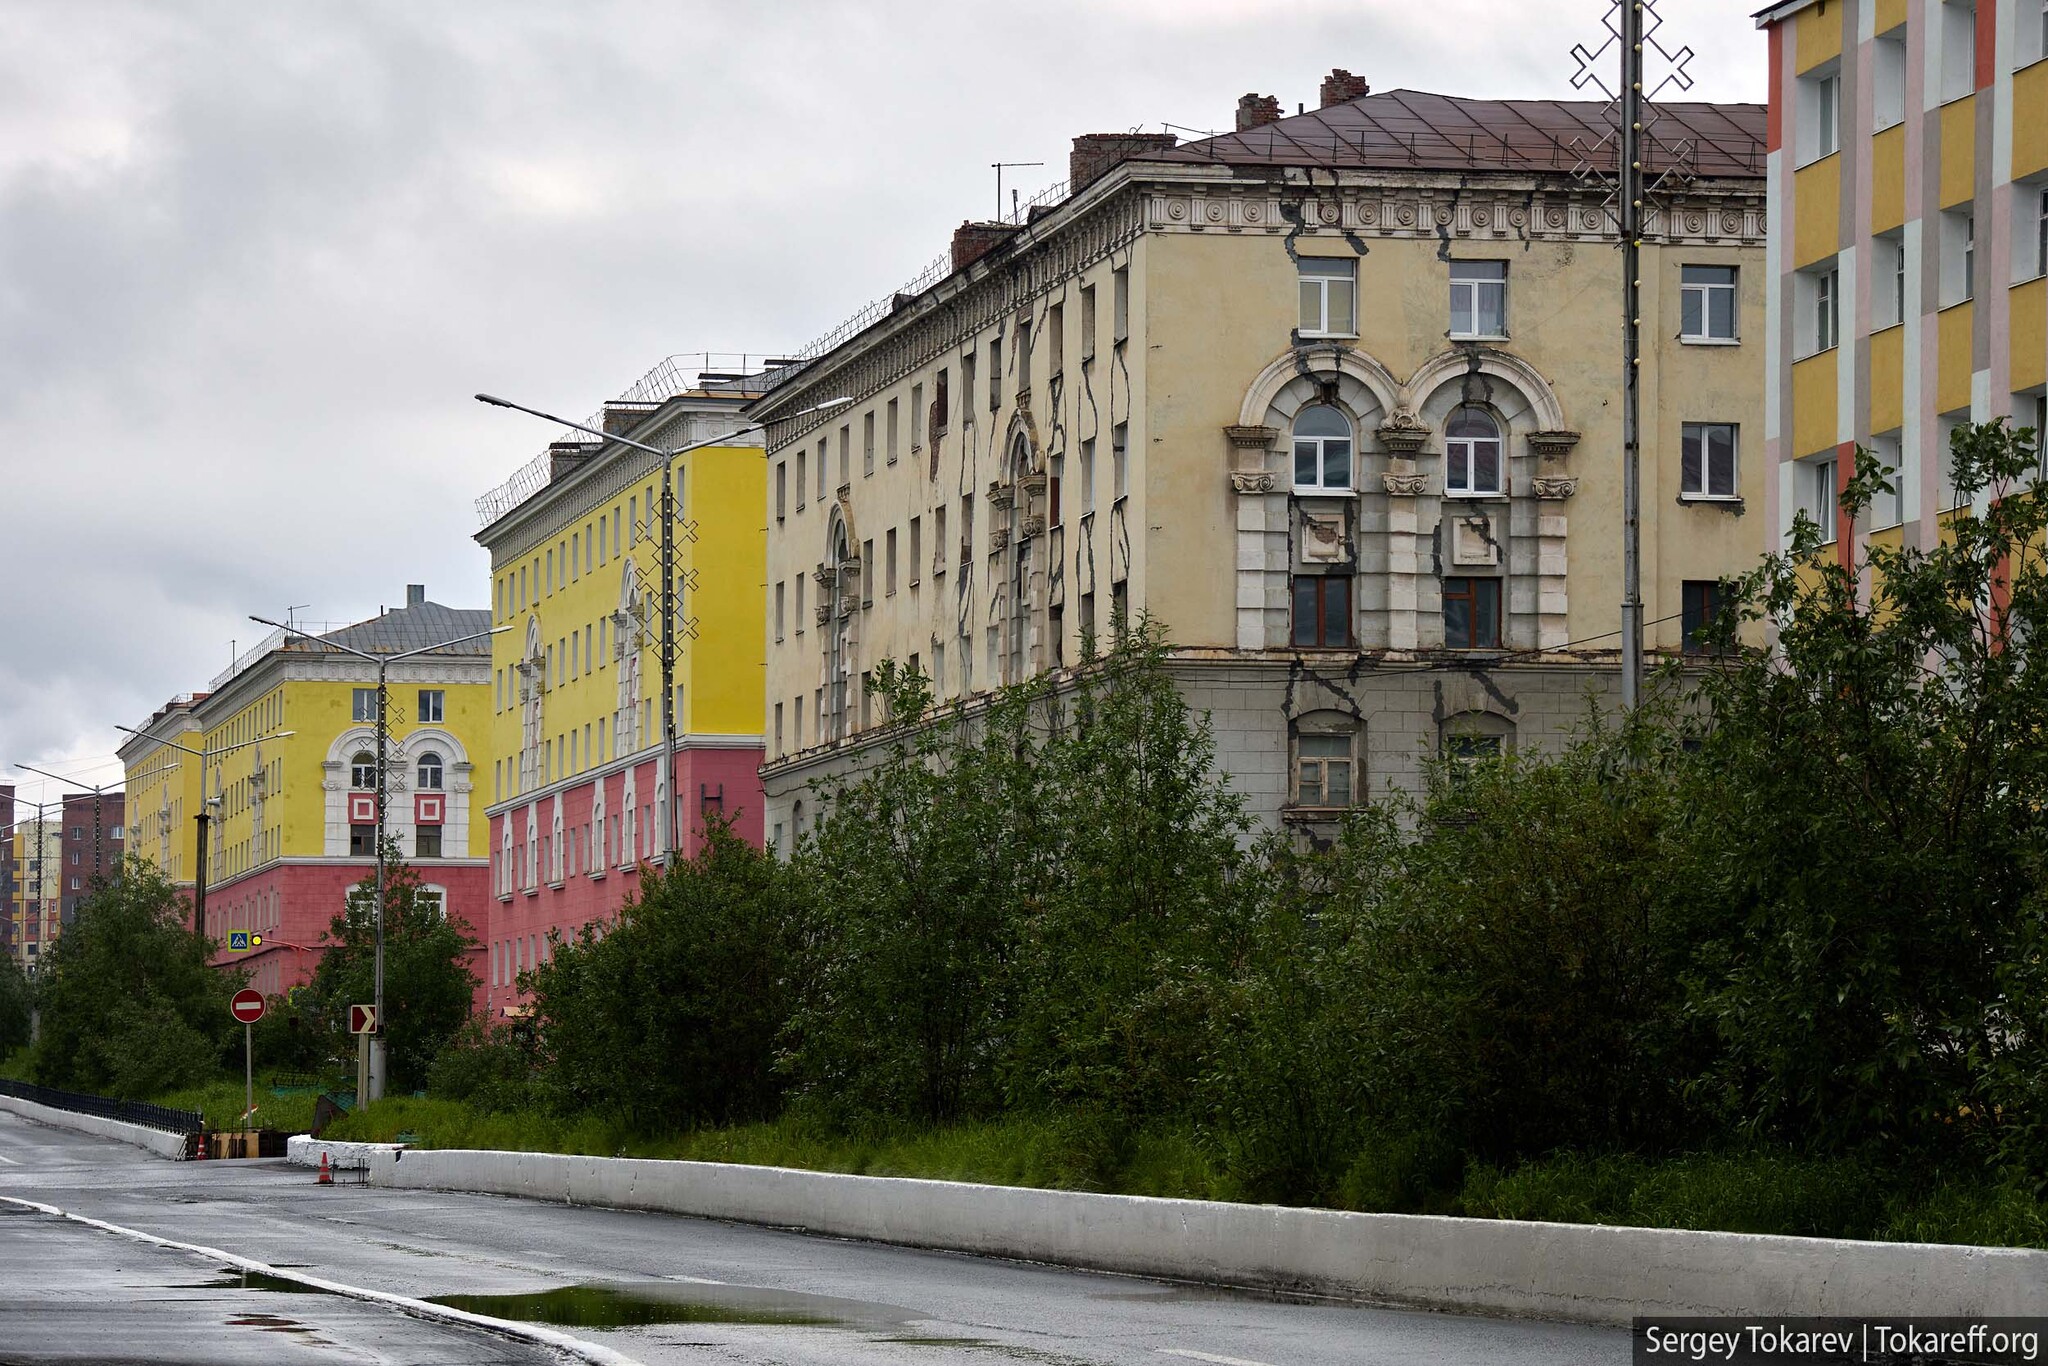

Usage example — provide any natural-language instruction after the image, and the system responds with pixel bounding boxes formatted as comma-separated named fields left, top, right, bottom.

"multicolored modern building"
left=473, top=358, right=768, bottom=1018
left=1757, top=0, right=2048, bottom=557
left=120, top=588, right=494, bottom=996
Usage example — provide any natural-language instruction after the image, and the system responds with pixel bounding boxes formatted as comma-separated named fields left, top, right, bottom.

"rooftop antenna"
left=285, top=603, right=310, bottom=631
left=992, top=161, right=1044, bottom=221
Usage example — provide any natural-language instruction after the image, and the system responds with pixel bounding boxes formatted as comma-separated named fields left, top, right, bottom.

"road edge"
left=0, top=1095, right=187, bottom=1161
left=0, top=1194, right=644, bottom=1366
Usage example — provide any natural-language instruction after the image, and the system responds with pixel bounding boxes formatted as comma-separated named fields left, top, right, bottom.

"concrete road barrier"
left=0, top=1093, right=189, bottom=1161
left=284, top=1135, right=405, bottom=1171
left=362, top=1147, right=2048, bottom=1324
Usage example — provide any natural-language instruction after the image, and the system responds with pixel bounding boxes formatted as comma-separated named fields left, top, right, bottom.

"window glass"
left=1442, top=576, right=1502, bottom=649
left=417, top=689, right=444, bottom=723
left=1449, top=261, right=1507, bottom=338
left=1681, top=580, right=1725, bottom=654
left=1681, top=423, right=1739, bottom=498
left=1291, top=575, right=1352, bottom=647
left=352, top=688, right=377, bottom=722
left=1297, top=258, right=1356, bottom=336
left=1444, top=407, right=1503, bottom=495
left=1296, top=732, right=1354, bottom=807
left=349, top=752, right=376, bottom=789
left=1291, top=404, right=1354, bottom=490
left=417, top=751, right=444, bottom=790
left=1680, top=265, right=1738, bottom=340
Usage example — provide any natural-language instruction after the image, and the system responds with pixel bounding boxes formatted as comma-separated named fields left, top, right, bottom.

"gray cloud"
left=0, top=0, right=1765, bottom=790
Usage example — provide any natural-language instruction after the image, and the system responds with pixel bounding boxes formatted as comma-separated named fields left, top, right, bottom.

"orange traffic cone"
left=194, top=1131, right=207, bottom=1161
left=317, top=1151, right=332, bottom=1185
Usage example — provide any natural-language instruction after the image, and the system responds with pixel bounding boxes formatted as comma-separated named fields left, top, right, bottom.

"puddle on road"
left=428, top=1281, right=923, bottom=1330
left=180, top=1269, right=337, bottom=1295
left=1091, top=1283, right=1339, bottom=1307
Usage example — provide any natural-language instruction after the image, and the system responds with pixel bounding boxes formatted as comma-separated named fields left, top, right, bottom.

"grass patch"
left=152, top=1076, right=324, bottom=1133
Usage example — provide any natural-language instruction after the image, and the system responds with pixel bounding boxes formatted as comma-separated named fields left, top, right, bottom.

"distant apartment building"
left=120, top=587, right=492, bottom=996
left=473, top=359, right=768, bottom=1018
left=56, top=790, right=123, bottom=922
left=0, top=785, right=14, bottom=961
left=1756, top=0, right=2048, bottom=554
left=751, top=79, right=1770, bottom=841
left=7, top=811, right=58, bottom=972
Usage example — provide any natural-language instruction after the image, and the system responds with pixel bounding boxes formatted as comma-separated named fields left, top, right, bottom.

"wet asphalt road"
left=0, top=1112, right=1628, bottom=1365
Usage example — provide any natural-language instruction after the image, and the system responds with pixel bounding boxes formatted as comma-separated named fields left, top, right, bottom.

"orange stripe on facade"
left=1977, top=0, right=1997, bottom=91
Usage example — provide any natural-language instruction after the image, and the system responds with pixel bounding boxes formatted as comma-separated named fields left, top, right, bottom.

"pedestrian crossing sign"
left=227, top=931, right=263, bottom=952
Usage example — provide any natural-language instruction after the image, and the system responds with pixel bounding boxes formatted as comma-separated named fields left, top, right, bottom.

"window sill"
left=1284, top=805, right=1356, bottom=819
left=1293, top=485, right=1357, bottom=498
left=1679, top=335, right=1742, bottom=347
left=1448, top=333, right=1510, bottom=344
left=1794, top=148, right=1841, bottom=172
left=1874, top=116, right=1904, bottom=134
left=1794, top=344, right=1840, bottom=362
left=588, top=868, right=605, bottom=880
left=1678, top=495, right=1745, bottom=510
left=1443, top=491, right=1508, bottom=502
left=521, top=886, right=538, bottom=898
left=497, top=892, right=513, bottom=903
left=1298, top=331, right=1359, bottom=342
left=1938, top=298, right=1975, bottom=314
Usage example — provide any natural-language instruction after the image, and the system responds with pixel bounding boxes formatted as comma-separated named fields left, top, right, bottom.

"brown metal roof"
left=1151, top=88, right=1765, bottom=180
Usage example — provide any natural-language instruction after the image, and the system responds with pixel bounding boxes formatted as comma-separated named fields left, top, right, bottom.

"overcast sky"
left=0, top=0, right=1767, bottom=803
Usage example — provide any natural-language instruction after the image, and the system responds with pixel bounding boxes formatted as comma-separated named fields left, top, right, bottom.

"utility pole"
left=1618, top=0, right=1644, bottom=709
left=660, top=462, right=679, bottom=861
left=193, top=807, right=210, bottom=939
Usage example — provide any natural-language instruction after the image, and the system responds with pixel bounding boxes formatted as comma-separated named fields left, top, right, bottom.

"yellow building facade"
left=120, top=588, right=494, bottom=996
left=754, top=83, right=1771, bottom=840
left=473, top=364, right=766, bottom=1016
left=1758, top=0, right=2048, bottom=555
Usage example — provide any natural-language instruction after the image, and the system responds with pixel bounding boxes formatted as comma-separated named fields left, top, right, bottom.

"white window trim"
left=1678, top=268, right=1740, bottom=344
left=1444, top=430, right=1505, bottom=498
left=1448, top=263, right=1509, bottom=341
left=1297, top=262, right=1357, bottom=339
left=1679, top=423, right=1742, bottom=501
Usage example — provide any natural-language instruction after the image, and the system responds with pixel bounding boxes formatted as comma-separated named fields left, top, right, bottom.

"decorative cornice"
left=1382, top=472, right=1429, bottom=497
left=987, top=480, right=1015, bottom=510
left=1021, top=513, right=1047, bottom=537
left=1231, top=471, right=1279, bottom=494
left=1224, top=424, right=1277, bottom=450
left=1531, top=476, right=1580, bottom=500
left=1377, top=409, right=1430, bottom=455
left=1529, top=430, right=1582, bottom=460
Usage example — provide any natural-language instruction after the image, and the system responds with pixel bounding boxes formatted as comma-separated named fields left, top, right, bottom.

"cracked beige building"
left=753, top=81, right=1770, bottom=842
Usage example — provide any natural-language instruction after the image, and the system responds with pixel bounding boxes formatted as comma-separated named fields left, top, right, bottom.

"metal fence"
left=0, top=1079, right=204, bottom=1134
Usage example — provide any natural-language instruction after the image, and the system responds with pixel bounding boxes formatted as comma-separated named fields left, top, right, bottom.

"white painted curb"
left=284, top=1134, right=403, bottom=1171
left=0, top=1194, right=642, bottom=1366
left=0, top=1094, right=188, bottom=1160
left=367, top=1147, right=2048, bottom=1325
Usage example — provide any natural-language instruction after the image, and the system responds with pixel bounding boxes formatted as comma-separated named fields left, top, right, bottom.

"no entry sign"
left=230, top=989, right=266, bottom=1025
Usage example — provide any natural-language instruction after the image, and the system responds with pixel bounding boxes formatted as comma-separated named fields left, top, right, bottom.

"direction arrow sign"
left=230, top=989, right=266, bottom=1025
left=348, top=1004, right=379, bottom=1035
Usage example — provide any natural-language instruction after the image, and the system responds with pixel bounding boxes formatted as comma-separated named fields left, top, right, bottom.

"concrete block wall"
left=365, top=1148, right=2048, bottom=1324
left=0, top=1094, right=188, bottom=1160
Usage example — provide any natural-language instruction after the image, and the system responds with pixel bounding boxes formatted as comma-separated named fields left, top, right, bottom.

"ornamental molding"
left=990, top=525, right=1012, bottom=552
left=813, top=602, right=832, bottom=625
left=1224, top=424, right=1277, bottom=450
left=1382, top=472, right=1430, bottom=497
left=1529, top=430, right=1583, bottom=460
left=1377, top=409, right=1431, bottom=455
left=1231, top=471, right=1279, bottom=494
left=1021, top=513, right=1047, bottom=537
left=987, top=480, right=1015, bottom=510
left=1531, top=476, right=1579, bottom=500
left=1017, top=472, right=1047, bottom=498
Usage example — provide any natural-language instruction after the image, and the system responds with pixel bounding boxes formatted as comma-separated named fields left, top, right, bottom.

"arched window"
left=1445, top=407, right=1503, bottom=496
left=349, top=752, right=376, bottom=790
left=417, top=751, right=444, bottom=791
left=1292, top=405, right=1353, bottom=492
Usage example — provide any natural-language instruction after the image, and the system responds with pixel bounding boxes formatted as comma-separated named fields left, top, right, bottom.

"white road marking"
left=0, top=1151, right=20, bottom=1164
left=0, top=1195, right=643, bottom=1365
left=1159, top=1350, right=1279, bottom=1366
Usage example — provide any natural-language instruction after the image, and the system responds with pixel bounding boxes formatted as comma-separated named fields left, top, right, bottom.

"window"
left=863, top=410, right=875, bottom=476
left=775, top=582, right=786, bottom=641
left=933, top=505, right=948, bottom=576
left=1681, top=580, right=1726, bottom=654
left=1112, top=266, right=1129, bottom=342
left=1875, top=230, right=1907, bottom=329
left=417, top=751, right=444, bottom=790
left=1449, top=261, right=1507, bottom=338
left=1047, top=303, right=1064, bottom=376
left=1799, top=64, right=1841, bottom=163
left=1291, top=575, right=1352, bottom=647
left=1292, top=405, right=1354, bottom=491
left=1080, top=284, right=1098, bottom=358
left=1112, top=425, right=1129, bottom=501
left=628, top=495, right=638, bottom=545
left=1940, top=0, right=1976, bottom=103
left=1798, top=455, right=1839, bottom=541
left=1298, top=258, right=1357, bottom=336
left=962, top=354, right=977, bottom=425
left=415, top=827, right=442, bottom=859
left=349, top=752, right=376, bottom=789
left=417, top=689, right=444, bottom=723
left=910, top=384, right=924, bottom=450
left=932, top=368, right=949, bottom=439
left=1679, top=265, right=1737, bottom=342
left=1874, top=27, right=1907, bottom=129
left=352, top=688, right=377, bottom=722
left=1080, top=439, right=1096, bottom=513
left=837, top=424, right=850, bottom=487
left=1798, top=263, right=1841, bottom=355
left=1869, top=430, right=1904, bottom=527
left=909, top=517, right=922, bottom=586
left=1444, top=407, right=1504, bottom=496
left=988, top=337, right=1002, bottom=412
left=1016, top=320, right=1031, bottom=396
left=795, top=450, right=806, bottom=510
left=1442, top=576, right=1502, bottom=649
left=1939, top=411, right=1970, bottom=510
left=349, top=825, right=376, bottom=857
left=1681, top=423, right=1739, bottom=499
left=775, top=461, right=787, bottom=519
left=2035, top=187, right=2048, bottom=280
left=886, top=398, right=899, bottom=464
left=1294, top=726, right=1356, bottom=808
left=1443, top=731, right=1503, bottom=764
left=862, top=538, right=874, bottom=606
left=886, top=527, right=899, bottom=596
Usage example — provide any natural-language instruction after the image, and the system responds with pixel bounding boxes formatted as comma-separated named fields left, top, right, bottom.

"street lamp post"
left=111, top=726, right=292, bottom=940
left=476, top=389, right=850, bottom=859
left=249, top=615, right=504, bottom=1102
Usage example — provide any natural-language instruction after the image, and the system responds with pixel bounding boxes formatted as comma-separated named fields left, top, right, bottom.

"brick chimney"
left=1236, top=93, right=1282, bottom=132
left=1319, top=69, right=1370, bottom=108
left=1068, top=132, right=1179, bottom=194
left=951, top=220, right=1023, bottom=273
